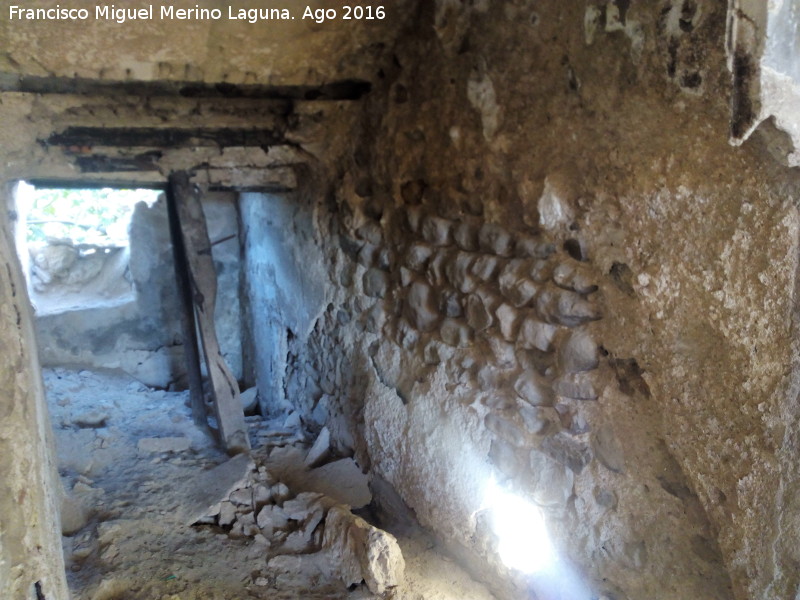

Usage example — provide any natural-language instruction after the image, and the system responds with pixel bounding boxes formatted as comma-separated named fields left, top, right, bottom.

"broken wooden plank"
left=170, top=171, right=250, bottom=454
left=0, top=72, right=371, bottom=100
left=47, top=127, right=285, bottom=149
left=165, top=180, right=206, bottom=430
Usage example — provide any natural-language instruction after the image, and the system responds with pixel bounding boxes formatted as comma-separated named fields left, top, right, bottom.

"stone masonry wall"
left=271, top=2, right=800, bottom=600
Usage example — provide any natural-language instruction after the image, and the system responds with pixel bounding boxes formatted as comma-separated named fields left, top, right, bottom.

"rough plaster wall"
left=34, top=193, right=243, bottom=388
left=0, top=0, right=417, bottom=84
left=268, top=2, right=800, bottom=599
left=356, top=2, right=800, bottom=598
left=240, top=191, right=328, bottom=415
left=0, top=189, right=69, bottom=600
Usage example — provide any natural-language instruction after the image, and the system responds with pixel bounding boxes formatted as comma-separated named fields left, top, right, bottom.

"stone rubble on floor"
left=186, top=419, right=405, bottom=596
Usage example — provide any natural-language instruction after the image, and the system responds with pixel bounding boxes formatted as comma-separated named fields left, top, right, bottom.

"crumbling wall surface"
left=34, top=192, right=242, bottom=388
left=290, top=2, right=800, bottom=599
left=240, top=190, right=329, bottom=415
left=0, top=190, right=69, bottom=600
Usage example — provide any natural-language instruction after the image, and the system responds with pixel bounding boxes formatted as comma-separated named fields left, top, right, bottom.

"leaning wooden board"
left=169, top=171, right=250, bottom=454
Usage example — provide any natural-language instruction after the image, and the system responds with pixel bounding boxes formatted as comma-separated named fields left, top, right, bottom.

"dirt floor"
left=44, top=368, right=497, bottom=600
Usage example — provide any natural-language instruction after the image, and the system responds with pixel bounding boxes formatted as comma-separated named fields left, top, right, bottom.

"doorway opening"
left=14, top=182, right=160, bottom=316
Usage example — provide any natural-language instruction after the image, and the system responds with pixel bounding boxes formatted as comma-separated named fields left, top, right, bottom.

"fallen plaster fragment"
left=181, top=452, right=255, bottom=525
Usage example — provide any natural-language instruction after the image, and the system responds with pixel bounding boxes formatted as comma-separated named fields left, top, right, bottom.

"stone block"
left=322, top=505, right=405, bottom=595
left=517, top=235, right=555, bottom=259
left=355, top=222, right=383, bottom=245
left=485, top=412, right=526, bottom=447
left=555, top=291, right=601, bottom=326
left=404, top=242, right=433, bottom=272
left=478, top=223, right=514, bottom=256
left=540, top=432, right=593, bottom=473
left=489, top=439, right=522, bottom=479
left=465, top=294, right=493, bottom=331
left=513, top=371, right=554, bottom=406
left=439, top=288, right=463, bottom=318
left=555, top=373, right=598, bottom=400
left=421, top=215, right=453, bottom=246
left=593, top=424, right=625, bottom=473
left=553, top=262, right=597, bottom=294
left=454, top=222, right=479, bottom=251
left=495, top=303, right=521, bottom=341
left=304, top=426, right=331, bottom=468
left=357, top=243, right=379, bottom=268
left=425, top=249, right=451, bottom=287
left=470, top=255, right=501, bottom=281
left=363, top=268, right=389, bottom=298
left=518, top=317, right=557, bottom=352
left=440, top=318, right=473, bottom=348
left=404, top=281, right=439, bottom=332
left=529, top=450, right=574, bottom=506
left=519, top=405, right=559, bottom=435
left=445, top=252, right=478, bottom=293
left=560, top=330, right=598, bottom=373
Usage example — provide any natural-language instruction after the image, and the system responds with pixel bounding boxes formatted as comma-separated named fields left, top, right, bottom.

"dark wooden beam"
left=0, top=72, right=371, bottom=100
left=47, top=126, right=284, bottom=148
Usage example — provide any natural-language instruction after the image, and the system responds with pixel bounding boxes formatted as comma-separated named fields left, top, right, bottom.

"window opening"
left=15, top=182, right=160, bottom=315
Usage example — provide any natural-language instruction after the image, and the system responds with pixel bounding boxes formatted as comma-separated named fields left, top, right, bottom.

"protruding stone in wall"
left=518, top=317, right=557, bottom=352
left=465, top=294, right=493, bottom=331
left=554, top=373, right=598, bottom=400
left=404, top=281, right=439, bottom=332
left=485, top=412, right=527, bottom=448
left=440, top=318, right=473, bottom=347
left=592, top=424, right=626, bottom=473
left=363, top=268, right=390, bottom=298
left=478, top=223, right=514, bottom=256
left=454, top=221, right=480, bottom=251
left=514, top=371, right=554, bottom=407
left=489, top=439, right=522, bottom=479
left=405, top=242, right=433, bottom=272
left=540, top=432, right=593, bottom=474
left=529, top=450, right=574, bottom=506
left=495, top=303, right=520, bottom=341
left=559, top=331, right=598, bottom=373
left=421, top=215, right=453, bottom=246
left=553, top=262, right=597, bottom=295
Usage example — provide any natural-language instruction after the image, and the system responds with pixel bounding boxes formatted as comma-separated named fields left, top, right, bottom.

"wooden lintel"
left=47, top=126, right=285, bottom=149
left=0, top=72, right=371, bottom=100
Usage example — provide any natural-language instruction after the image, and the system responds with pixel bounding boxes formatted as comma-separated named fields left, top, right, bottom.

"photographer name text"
left=8, top=4, right=386, bottom=24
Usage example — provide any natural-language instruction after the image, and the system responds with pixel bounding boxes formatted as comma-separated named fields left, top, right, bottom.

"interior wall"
left=33, top=192, right=243, bottom=388
left=262, top=2, right=800, bottom=599
left=0, top=187, right=69, bottom=600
